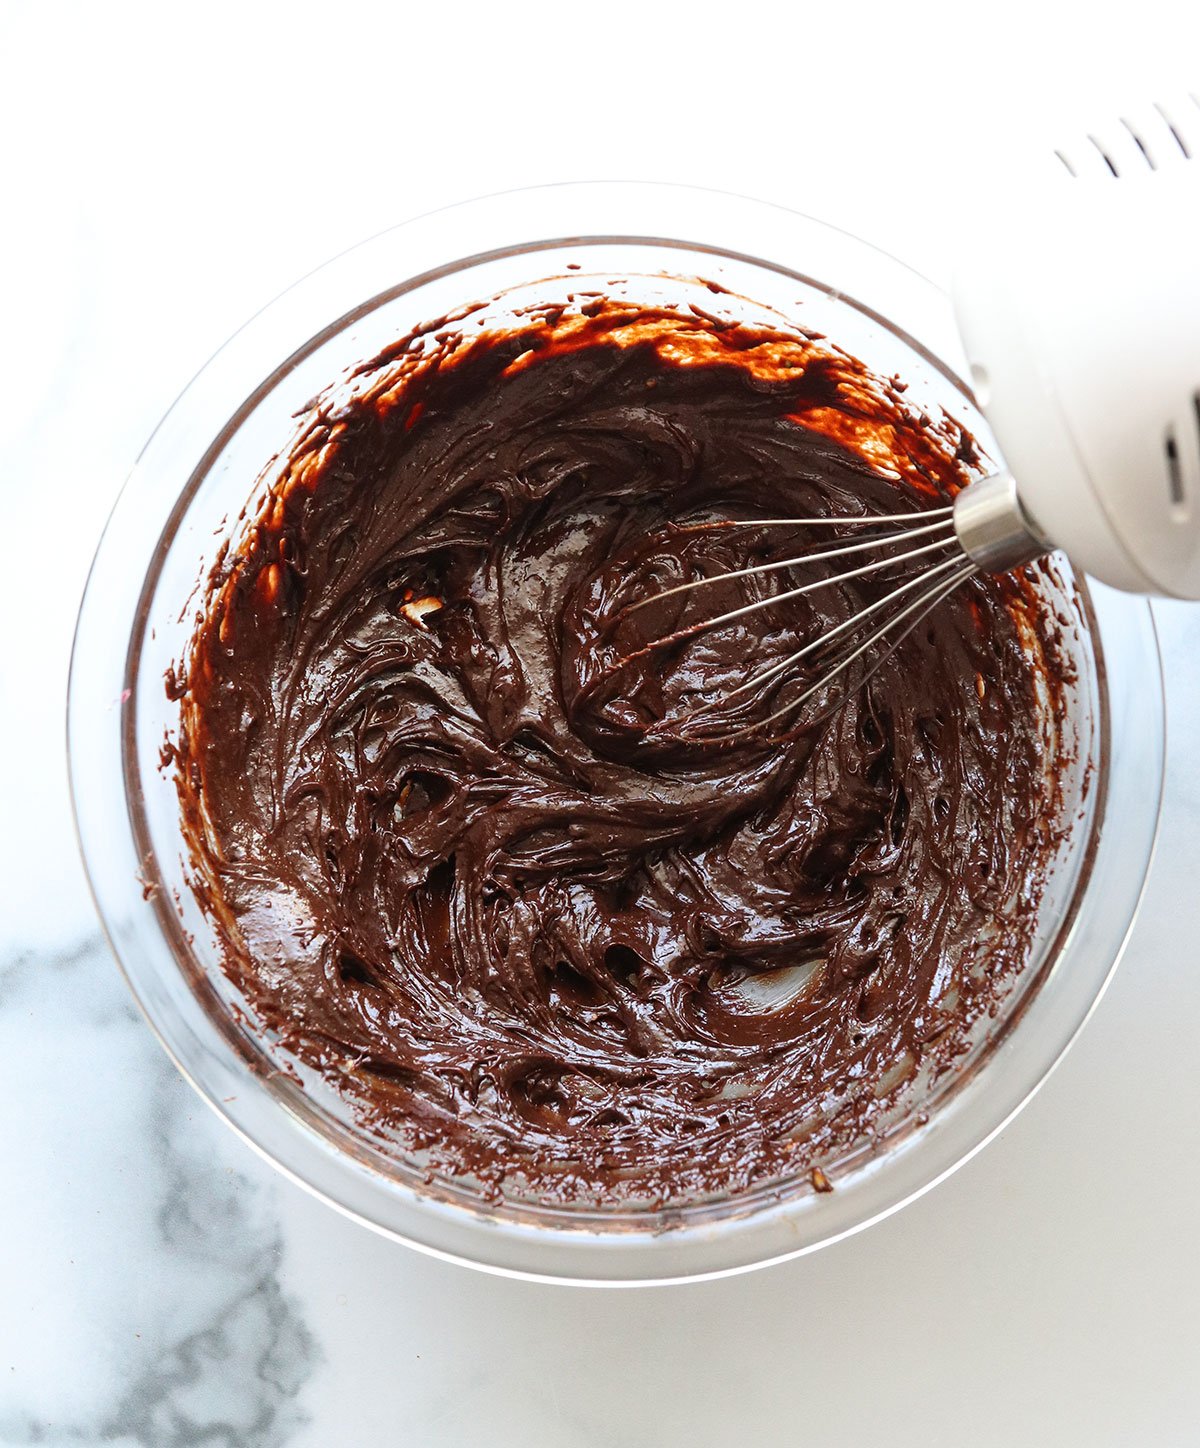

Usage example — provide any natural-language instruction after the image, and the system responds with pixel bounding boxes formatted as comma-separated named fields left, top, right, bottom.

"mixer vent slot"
left=1121, top=118, right=1155, bottom=170
left=1155, top=101, right=1192, bottom=159
left=1165, top=428, right=1185, bottom=509
left=1194, top=390, right=1200, bottom=486
left=1089, top=135, right=1119, bottom=176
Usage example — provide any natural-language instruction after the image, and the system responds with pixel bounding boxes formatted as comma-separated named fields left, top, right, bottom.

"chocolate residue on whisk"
left=170, top=288, right=1068, bottom=1206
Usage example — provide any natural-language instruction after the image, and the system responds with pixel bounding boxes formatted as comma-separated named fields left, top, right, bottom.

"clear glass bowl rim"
left=67, top=181, right=1165, bottom=1284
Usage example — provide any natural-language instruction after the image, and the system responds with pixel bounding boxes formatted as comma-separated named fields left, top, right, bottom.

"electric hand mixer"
left=630, top=91, right=1200, bottom=740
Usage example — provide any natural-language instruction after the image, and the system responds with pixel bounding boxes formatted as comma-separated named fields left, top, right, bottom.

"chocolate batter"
left=173, top=290, right=1060, bottom=1206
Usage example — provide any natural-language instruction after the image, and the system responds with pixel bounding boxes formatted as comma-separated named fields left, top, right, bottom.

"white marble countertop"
left=3, top=5, right=1199, bottom=1444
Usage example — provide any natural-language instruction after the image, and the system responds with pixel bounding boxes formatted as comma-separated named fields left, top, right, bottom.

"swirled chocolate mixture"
left=174, top=290, right=1060, bottom=1205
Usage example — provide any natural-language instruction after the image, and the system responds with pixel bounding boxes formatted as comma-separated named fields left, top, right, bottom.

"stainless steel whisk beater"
left=622, top=472, right=1045, bottom=744
left=620, top=92, right=1200, bottom=742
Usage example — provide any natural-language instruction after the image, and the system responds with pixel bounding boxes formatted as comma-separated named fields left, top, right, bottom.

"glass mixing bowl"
left=69, top=183, right=1164, bottom=1284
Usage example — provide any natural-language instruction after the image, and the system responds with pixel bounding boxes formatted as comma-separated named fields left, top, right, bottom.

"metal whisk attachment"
left=622, top=471, right=1046, bottom=744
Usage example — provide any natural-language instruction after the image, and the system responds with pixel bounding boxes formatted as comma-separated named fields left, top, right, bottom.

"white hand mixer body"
left=622, top=94, right=1200, bottom=740
left=952, top=91, right=1200, bottom=597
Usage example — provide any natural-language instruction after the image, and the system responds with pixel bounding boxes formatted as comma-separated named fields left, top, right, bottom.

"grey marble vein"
left=0, top=935, right=320, bottom=1447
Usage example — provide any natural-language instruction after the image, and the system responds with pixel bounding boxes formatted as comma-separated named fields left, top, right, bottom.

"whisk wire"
left=672, top=505, right=954, bottom=533
left=626, top=515, right=959, bottom=613
left=629, top=530, right=963, bottom=663
left=720, top=553, right=968, bottom=704
left=667, top=559, right=979, bottom=745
